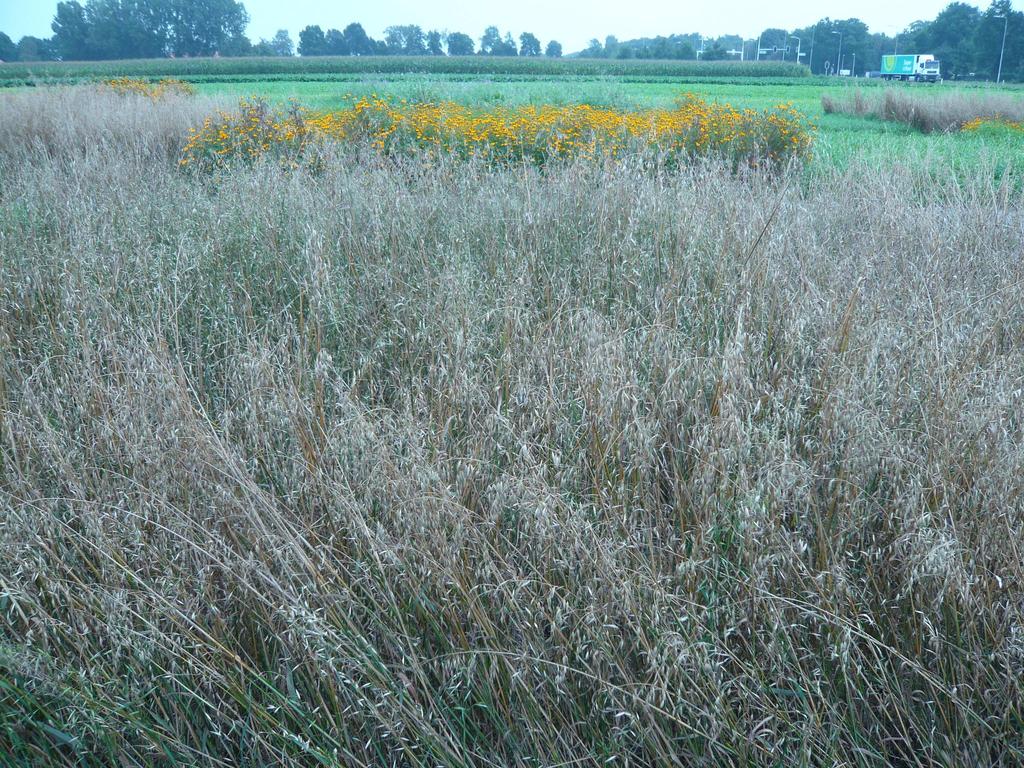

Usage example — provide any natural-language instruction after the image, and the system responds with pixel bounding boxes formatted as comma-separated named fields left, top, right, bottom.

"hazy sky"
left=0, top=0, right=1018, bottom=53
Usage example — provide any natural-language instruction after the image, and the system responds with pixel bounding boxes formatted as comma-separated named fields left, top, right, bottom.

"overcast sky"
left=0, top=0, right=1018, bottom=53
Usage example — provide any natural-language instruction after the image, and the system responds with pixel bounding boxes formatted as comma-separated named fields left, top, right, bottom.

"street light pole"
left=790, top=35, right=801, bottom=66
left=809, top=24, right=817, bottom=72
left=756, top=33, right=762, bottom=61
left=996, top=14, right=1008, bottom=84
left=832, top=30, right=843, bottom=76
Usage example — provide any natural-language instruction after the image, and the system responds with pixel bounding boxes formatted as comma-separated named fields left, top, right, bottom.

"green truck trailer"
left=881, top=54, right=941, bottom=82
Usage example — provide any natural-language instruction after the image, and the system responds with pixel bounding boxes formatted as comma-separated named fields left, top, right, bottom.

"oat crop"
left=1, top=85, right=1023, bottom=768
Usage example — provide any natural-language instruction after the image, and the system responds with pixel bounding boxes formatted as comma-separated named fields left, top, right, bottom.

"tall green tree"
left=384, top=25, right=425, bottom=55
left=446, top=32, right=474, bottom=55
left=498, top=32, right=517, bottom=56
left=426, top=30, right=443, bottom=56
left=912, top=3, right=980, bottom=78
left=792, top=21, right=826, bottom=73
left=165, top=0, right=248, bottom=57
left=755, top=28, right=790, bottom=59
left=17, top=36, right=56, bottom=61
left=718, top=34, right=744, bottom=57
left=254, top=29, right=292, bottom=56
left=518, top=31, right=541, bottom=56
left=836, top=19, right=870, bottom=74
left=270, top=29, right=293, bottom=56
left=701, top=42, right=729, bottom=60
left=544, top=40, right=562, bottom=57
left=324, top=28, right=348, bottom=55
left=52, top=1, right=94, bottom=60
left=623, top=35, right=695, bottom=60
left=0, top=31, right=19, bottom=61
left=298, top=25, right=327, bottom=56
left=219, top=32, right=251, bottom=56
left=479, top=26, right=516, bottom=55
left=85, top=0, right=170, bottom=59
left=342, top=22, right=374, bottom=55
left=973, top=0, right=1023, bottom=80
left=479, top=26, right=502, bottom=55
left=795, top=18, right=869, bottom=74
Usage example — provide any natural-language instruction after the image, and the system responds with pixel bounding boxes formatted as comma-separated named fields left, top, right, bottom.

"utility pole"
left=832, top=29, right=843, bottom=76
left=809, top=24, right=817, bottom=72
left=996, top=14, right=1008, bottom=84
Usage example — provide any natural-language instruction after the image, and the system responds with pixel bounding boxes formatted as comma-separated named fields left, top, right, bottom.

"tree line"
left=0, top=0, right=1018, bottom=81
left=4, top=0, right=251, bottom=61
left=576, top=1, right=1020, bottom=80
left=0, top=1, right=562, bottom=62
left=296, top=25, right=562, bottom=58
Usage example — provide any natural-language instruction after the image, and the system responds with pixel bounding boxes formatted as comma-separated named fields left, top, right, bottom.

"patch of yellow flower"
left=961, top=116, right=1024, bottom=133
left=180, top=94, right=814, bottom=172
left=104, top=77, right=196, bottom=100
left=180, top=98, right=317, bottom=170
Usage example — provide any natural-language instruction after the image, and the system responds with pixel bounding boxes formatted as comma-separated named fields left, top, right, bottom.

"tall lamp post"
left=790, top=35, right=802, bottom=66
left=832, top=29, right=843, bottom=76
left=756, top=33, right=762, bottom=61
left=809, top=24, right=817, bottom=72
left=996, top=14, right=1008, bottom=84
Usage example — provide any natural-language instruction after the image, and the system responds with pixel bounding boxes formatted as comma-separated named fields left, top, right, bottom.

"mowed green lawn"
left=190, top=74, right=1024, bottom=170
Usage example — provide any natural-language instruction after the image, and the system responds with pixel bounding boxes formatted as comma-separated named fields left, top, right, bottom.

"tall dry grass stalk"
left=2, top=88, right=1023, bottom=766
left=822, top=87, right=1024, bottom=132
left=0, top=85, right=223, bottom=161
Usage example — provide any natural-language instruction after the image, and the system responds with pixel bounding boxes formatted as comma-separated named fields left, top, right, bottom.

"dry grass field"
left=1, top=87, right=1024, bottom=766
left=822, top=88, right=1024, bottom=132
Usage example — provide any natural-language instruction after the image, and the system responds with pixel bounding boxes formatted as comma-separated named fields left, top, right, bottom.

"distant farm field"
left=185, top=75, right=1024, bottom=168
left=3, top=55, right=1021, bottom=171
